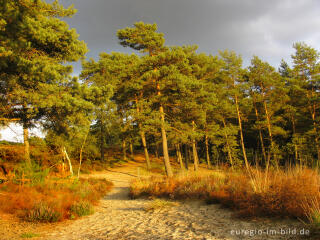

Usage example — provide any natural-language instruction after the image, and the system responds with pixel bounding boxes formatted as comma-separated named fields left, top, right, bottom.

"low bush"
left=70, top=200, right=94, bottom=218
left=25, top=202, right=61, bottom=222
left=0, top=177, right=113, bottom=222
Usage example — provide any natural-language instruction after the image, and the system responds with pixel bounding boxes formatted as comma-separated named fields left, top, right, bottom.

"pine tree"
left=0, top=0, right=87, bottom=162
left=291, top=42, right=320, bottom=165
left=117, top=22, right=173, bottom=176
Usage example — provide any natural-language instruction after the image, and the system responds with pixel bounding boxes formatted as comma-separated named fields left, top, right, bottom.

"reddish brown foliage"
left=0, top=178, right=113, bottom=221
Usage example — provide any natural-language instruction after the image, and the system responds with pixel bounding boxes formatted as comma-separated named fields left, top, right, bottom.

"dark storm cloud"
left=59, top=0, right=320, bottom=74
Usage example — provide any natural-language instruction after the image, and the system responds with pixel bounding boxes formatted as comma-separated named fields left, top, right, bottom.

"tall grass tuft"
left=130, top=167, right=320, bottom=222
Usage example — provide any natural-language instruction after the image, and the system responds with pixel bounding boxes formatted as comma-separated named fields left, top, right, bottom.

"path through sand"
left=41, top=162, right=306, bottom=240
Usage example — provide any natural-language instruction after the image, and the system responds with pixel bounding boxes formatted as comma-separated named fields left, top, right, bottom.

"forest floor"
left=0, top=156, right=314, bottom=240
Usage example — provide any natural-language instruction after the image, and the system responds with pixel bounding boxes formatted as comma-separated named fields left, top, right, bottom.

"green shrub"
left=70, top=200, right=94, bottom=217
left=25, top=202, right=61, bottom=222
left=14, top=161, right=49, bottom=185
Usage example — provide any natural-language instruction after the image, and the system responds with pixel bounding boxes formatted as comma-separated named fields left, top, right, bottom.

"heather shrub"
left=70, top=200, right=94, bottom=218
left=25, top=202, right=61, bottom=222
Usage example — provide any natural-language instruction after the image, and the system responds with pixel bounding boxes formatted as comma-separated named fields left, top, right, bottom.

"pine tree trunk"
left=78, top=128, right=89, bottom=179
left=23, top=123, right=30, bottom=164
left=222, top=117, right=234, bottom=168
left=136, top=96, right=151, bottom=169
left=176, top=144, right=184, bottom=169
left=192, top=121, right=199, bottom=171
left=235, top=95, right=250, bottom=171
left=205, top=132, right=211, bottom=168
left=130, top=140, right=134, bottom=159
left=253, top=99, right=267, bottom=165
left=291, top=116, right=298, bottom=165
left=311, top=105, right=320, bottom=165
left=139, top=130, right=151, bottom=169
left=157, top=83, right=173, bottom=177
left=155, top=144, right=159, bottom=159
left=184, top=144, right=189, bottom=170
left=122, top=139, right=127, bottom=161
left=160, top=105, right=173, bottom=177
left=100, top=122, right=104, bottom=162
left=263, top=100, right=278, bottom=169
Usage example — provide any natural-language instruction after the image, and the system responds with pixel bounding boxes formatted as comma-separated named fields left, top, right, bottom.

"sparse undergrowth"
left=144, top=198, right=179, bottom=212
left=0, top=177, right=113, bottom=222
left=130, top=167, right=320, bottom=225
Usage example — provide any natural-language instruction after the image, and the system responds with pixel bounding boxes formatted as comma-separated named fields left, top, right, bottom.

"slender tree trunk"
left=100, top=122, right=104, bottom=162
left=205, top=131, right=211, bottom=168
left=311, top=108, right=320, bottom=165
left=308, top=89, right=320, bottom=164
left=234, top=95, right=250, bottom=171
left=222, top=117, right=234, bottom=169
left=191, top=121, right=199, bottom=171
left=136, top=96, right=151, bottom=169
left=140, top=130, right=151, bottom=169
left=176, top=144, right=184, bottom=169
left=63, top=147, right=73, bottom=176
left=130, top=140, right=134, bottom=159
left=160, top=105, right=173, bottom=177
left=184, top=144, right=189, bottom=170
left=122, top=139, right=127, bottom=161
left=263, top=100, right=278, bottom=169
left=155, top=143, right=159, bottom=159
left=23, top=123, right=30, bottom=164
left=253, top=99, right=267, bottom=165
left=157, top=83, right=173, bottom=177
left=78, top=128, right=90, bottom=179
left=291, top=116, right=298, bottom=165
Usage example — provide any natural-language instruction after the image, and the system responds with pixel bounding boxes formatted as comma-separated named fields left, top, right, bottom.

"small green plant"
left=70, top=200, right=94, bottom=217
left=25, top=202, right=61, bottom=222
left=20, top=232, right=40, bottom=238
left=144, top=199, right=179, bottom=212
left=303, top=197, right=320, bottom=229
left=14, top=161, right=49, bottom=186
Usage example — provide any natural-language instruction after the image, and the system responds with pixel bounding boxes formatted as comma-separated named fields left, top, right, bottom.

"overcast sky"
left=2, top=0, right=320, bottom=142
left=59, top=0, right=320, bottom=75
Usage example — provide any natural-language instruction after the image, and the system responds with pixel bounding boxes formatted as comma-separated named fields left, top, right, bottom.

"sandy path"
left=40, top=163, right=307, bottom=240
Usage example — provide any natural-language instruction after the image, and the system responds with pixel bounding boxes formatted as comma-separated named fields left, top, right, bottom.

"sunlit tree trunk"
left=222, top=117, right=233, bottom=169
left=122, top=139, right=127, bottom=161
left=234, top=94, right=250, bottom=171
left=184, top=144, right=189, bottom=170
left=205, top=130, right=211, bottom=168
left=192, top=121, right=199, bottom=171
left=176, top=144, right=184, bottom=169
left=100, top=122, right=105, bottom=162
left=23, top=123, right=30, bottom=164
left=136, top=96, right=151, bottom=169
left=157, top=83, right=173, bottom=177
left=253, top=99, right=267, bottom=165
left=263, top=99, right=278, bottom=169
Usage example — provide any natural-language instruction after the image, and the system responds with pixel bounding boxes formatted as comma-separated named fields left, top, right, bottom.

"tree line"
left=1, top=1, right=319, bottom=176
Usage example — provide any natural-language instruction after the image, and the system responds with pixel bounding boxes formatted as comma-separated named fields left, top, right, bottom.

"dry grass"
left=130, top=167, right=320, bottom=222
left=144, top=199, right=179, bottom=212
left=0, top=178, right=113, bottom=222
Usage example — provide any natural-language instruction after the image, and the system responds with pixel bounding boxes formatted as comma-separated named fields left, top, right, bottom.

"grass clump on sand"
left=130, top=167, right=320, bottom=223
left=144, top=198, right=179, bottom=212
